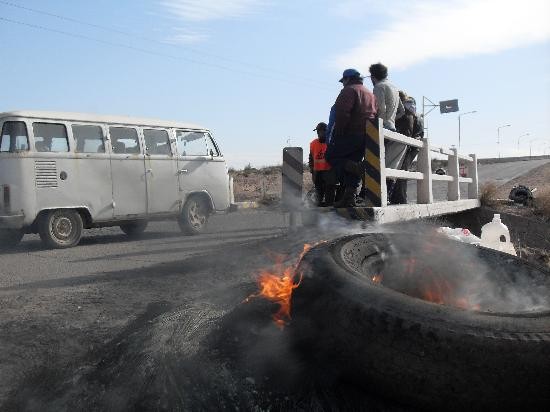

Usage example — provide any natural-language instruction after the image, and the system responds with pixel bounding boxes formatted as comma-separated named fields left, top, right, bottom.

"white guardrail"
left=378, top=120, right=478, bottom=207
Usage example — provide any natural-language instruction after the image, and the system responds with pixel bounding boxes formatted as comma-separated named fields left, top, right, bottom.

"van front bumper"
left=0, top=213, right=25, bottom=229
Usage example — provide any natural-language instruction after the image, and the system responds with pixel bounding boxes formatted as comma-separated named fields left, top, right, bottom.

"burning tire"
left=292, top=233, right=550, bottom=411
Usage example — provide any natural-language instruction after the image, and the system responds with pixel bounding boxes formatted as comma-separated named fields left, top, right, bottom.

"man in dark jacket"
left=326, top=68, right=377, bottom=207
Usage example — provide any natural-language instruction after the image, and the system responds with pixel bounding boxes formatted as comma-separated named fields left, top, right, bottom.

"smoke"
left=367, top=228, right=550, bottom=313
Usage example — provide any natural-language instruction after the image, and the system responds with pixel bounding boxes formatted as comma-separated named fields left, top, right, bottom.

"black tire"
left=38, top=209, right=83, bottom=249
left=0, top=229, right=24, bottom=249
left=120, top=221, right=148, bottom=238
left=292, top=233, right=550, bottom=411
left=178, top=196, right=209, bottom=235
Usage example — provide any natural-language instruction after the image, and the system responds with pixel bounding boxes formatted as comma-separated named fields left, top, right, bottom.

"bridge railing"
left=376, top=118, right=478, bottom=207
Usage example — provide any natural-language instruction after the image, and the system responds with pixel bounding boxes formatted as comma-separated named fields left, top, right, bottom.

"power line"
left=0, top=0, right=330, bottom=88
left=0, top=16, right=333, bottom=90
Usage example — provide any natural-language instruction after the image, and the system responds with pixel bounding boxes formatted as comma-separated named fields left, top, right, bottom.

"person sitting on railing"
left=326, top=68, right=377, bottom=208
left=392, top=93, right=425, bottom=204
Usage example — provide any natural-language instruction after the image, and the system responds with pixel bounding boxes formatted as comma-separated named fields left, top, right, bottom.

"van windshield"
left=0, top=121, right=29, bottom=152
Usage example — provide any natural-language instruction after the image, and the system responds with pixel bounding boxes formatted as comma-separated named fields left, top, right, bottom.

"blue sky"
left=1, top=0, right=549, bottom=168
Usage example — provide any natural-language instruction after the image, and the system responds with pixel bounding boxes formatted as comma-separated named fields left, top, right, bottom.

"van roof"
left=0, top=110, right=207, bottom=130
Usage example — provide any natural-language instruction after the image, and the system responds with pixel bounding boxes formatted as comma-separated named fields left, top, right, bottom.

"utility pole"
left=497, top=124, right=511, bottom=158
left=458, top=110, right=477, bottom=149
left=517, top=133, right=530, bottom=153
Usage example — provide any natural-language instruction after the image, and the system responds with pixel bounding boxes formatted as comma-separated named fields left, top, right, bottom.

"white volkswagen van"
left=0, top=111, right=230, bottom=248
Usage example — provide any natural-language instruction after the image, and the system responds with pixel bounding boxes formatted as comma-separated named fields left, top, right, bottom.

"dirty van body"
left=0, top=111, right=230, bottom=248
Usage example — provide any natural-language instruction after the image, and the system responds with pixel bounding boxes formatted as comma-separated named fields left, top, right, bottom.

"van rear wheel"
left=120, top=221, right=148, bottom=238
left=0, top=229, right=24, bottom=248
left=178, top=196, right=209, bottom=235
left=38, top=209, right=83, bottom=249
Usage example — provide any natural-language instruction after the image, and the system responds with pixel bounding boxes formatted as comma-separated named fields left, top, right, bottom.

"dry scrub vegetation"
left=479, top=182, right=499, bottom=208
left=534, top=189, right=550, bottom=219
left=230, top=165, right=313, bottom=204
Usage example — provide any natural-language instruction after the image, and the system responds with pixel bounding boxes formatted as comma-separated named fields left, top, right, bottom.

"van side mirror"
left=209, top=149, right=214, bottom=157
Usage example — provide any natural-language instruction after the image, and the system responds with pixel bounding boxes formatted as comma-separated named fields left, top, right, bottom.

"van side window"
left=72, top=125, right=105, bottom=153
left=109, top=127, right=140, bottom=154
left=1, top=121, right=29, bottom=152
left=206, top=133, right=220, bottom=156
left=144, top=129, right=171, bottom=155
left=175, top=130, right=208, bottom=156
left=33, top=123, right=69, bottom=152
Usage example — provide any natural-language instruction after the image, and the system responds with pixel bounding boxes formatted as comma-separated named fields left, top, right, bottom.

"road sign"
left=439, top=99, right=459, bottom=114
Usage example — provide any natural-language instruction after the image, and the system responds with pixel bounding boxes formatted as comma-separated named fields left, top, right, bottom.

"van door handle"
left=178, top=169, right=189, bottom=174
left=146, top=168, right=153, bottom=173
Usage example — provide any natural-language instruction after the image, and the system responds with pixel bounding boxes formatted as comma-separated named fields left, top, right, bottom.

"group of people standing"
left=308, top=63, right=424, bottom=207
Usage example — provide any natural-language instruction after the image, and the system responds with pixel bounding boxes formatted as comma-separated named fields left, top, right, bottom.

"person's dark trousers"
left=326, top=135, right=366, bottom=190
left=313, top=171, right=327, bottom=205
left=390, top=147, right=419, bottom=204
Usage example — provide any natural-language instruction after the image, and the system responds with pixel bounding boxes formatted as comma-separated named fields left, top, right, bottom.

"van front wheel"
left=38, top=209, right=83, bottom=249
left=178, top=197, right=209, bottom=235
left=0, top=229, right=24, bottom=248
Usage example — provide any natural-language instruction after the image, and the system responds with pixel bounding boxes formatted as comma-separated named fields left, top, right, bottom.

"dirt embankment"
left=231, top=166, right=313, bottom=203
left=494, top=161, right=550, bottom=200
left=480, top=161, right=550, bottom=222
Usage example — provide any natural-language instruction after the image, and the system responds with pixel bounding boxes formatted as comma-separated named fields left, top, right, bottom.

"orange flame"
left=246, top=242, right=325, bottom=329
left=421, top=277, right=481, bottom=311
left=371, top=274, right=383, bottom=284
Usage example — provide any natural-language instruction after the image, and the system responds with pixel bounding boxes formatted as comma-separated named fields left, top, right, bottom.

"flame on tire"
left=373, top=257, right=481, bottom=311
left=246, top=242, right=325, bottom=329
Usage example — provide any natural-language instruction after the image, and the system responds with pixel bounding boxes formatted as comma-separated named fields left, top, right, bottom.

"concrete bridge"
left=288, top=119, right=481, bottom=224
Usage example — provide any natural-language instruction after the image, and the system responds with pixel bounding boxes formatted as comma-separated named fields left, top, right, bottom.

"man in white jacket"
left=369, top=63, right=407, bottom=199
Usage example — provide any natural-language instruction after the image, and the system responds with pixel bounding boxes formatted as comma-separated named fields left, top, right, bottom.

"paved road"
left=0, top=210, right=373, bottom=409
left=0, top=210, right=289, bottom=289
left=477, top=159, right=550, bottom=184
left=407, top=158, right=550, bottom=202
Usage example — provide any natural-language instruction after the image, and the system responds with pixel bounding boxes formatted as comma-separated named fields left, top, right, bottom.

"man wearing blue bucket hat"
left=326, top=68, right=377, bottom=207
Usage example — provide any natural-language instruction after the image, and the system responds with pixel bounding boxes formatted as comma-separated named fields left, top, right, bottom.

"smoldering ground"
left=2, top=213, right=548, bottom=411
left=1, top=220, right=409, bottom=411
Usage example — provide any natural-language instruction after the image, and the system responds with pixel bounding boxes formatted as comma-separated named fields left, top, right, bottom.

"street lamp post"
left=458, top=110, right=477, bottom=149
left=517, top=132, right=530, bottom=152
left=529, top=138, right=543, bottom=158
left=530, top=140, right=550, bottom=157
left=497, top=124, right=511, bottom=158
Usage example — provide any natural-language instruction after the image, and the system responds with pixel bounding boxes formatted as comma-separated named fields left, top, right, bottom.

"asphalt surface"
left=407, top=158, right=550, bottom=202
left=0, top=211, right=288, bottom=289
left=477, top=159, right=550, bottom=184
left=1, top=159, right=547, bottom=410
left=0, top=210, right=378, bottom=410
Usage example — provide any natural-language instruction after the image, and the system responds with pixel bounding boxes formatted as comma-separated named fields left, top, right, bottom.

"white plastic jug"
left=480, top=214, right=516, bottom=256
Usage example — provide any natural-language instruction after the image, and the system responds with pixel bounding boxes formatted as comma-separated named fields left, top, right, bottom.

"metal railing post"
left=229, top=176, right=235, bottom=204
left=448, top=148, right=460, bottom=201
left=379, top=119, right=388, bottom=207
left=416, top=137, right=433, bottom=204
left=282, top=147, right=303, bottom=231
left=363, top=118, right=386, bottom=207
left=467, top=153, right=478, bottom=199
